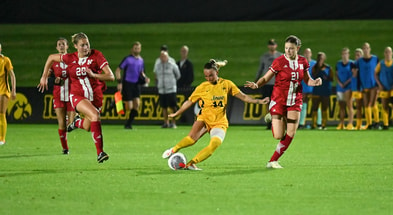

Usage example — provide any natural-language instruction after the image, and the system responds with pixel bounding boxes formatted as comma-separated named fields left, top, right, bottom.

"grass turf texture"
left=1, top=20, right=393, bottom=87
left=1, top=124, right=392, bottom=215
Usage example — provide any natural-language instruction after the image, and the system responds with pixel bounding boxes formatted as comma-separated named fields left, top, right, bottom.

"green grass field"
left=1, top=20, right=393, bottom=87
left=1, top=124, right=392, bottom=215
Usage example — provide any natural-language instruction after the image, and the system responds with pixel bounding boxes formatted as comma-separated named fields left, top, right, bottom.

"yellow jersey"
left=189, top=78, right=241, bottom=130
left=0, top=54, right=13, bottom=98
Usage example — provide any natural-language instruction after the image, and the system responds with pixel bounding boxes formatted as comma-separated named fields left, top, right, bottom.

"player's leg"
left=337, top=92, right=346, bottom=129
left=362, top=90, right=372, bottom=129
left=76, top=99, right=108, bottom=162
left=311, top=96, right=320, bottom=129
left=162, top=120, right=206, bottom=158
left=370, top=88, right=380, bottom=129
left=299, top=93, right=309, bottom=128
left=267, top=110, right=299, bottom=168
left=0, top=95, right=9, bottom=144
left=187, top=127, right=226, bottom=168
left=55, top=107, right=69, bottom=153
left=344, top=90, right=354, bottom=129
left=321, top=96, right=329, bottom=129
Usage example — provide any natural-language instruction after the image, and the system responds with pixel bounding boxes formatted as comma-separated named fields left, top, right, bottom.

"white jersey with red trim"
left=61, top=49, right=108, bottom=101
left=270, top=54, right=309, bottom=106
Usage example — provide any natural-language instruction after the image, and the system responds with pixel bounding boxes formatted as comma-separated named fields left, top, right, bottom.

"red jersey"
left=270, top=54, right=309, bottom=106
left=61, top=49, right=108, bottom=102
left=50, top=62, right=70, bottom=102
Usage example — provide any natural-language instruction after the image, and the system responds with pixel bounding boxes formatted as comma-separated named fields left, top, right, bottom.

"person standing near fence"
left=0, top=43, right=16, bottom=146
left=115, top=41, right=150, bottom=129
left=354, top=42, right=380, bottom=129
left=154, top=51, right=181, bottom=128
left=375, top=46, right=393, bottom=130
left=311, top=52, right=333, bottom=130
left=299, top=48, right=316, bottom=129
left=176, top=45, right=194, bottom=88
left=351, top=48, right=364, bottom=130
left=335, top=48, right=354, bottom=130
left=254, top=39, right=282, bottom=129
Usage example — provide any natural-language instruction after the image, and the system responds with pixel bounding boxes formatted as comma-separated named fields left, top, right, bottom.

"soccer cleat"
left=346, top=123, right=354, bottom=130
left=336, top=123, right=344, bottom=130
left=186, top=163, right=202, bottom=171
left=62, top=149, right=69, bottom=154
left=161, top=123, right=169, bottom=128
left=67, top=114, right=81, bottom=132
left=162, top=148, right=174, bottom=159
left=264, top=113, right=272, bottom=123
left=97, top=152, right=109, bottom=163
left=169, top=123, right=177, bottom=129
left=0, top=141, right=5, bottom=146
left=266, top=161, right=283, bottom=169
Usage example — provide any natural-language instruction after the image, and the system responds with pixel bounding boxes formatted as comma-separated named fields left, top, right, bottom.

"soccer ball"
left=264, top=112, right=272, bottom=123
left=168, top=152, right=187, bottom=170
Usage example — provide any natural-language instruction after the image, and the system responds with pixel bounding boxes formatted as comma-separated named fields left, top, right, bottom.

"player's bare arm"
left=234, top=92, right=270, bottom=104
left=168, top=100, right=194, bottom=118
left=245, top=69, right=275, bottom=89
left=87, top=65, right=115, bottom=81
left=37, top=53, right=61, bottom=93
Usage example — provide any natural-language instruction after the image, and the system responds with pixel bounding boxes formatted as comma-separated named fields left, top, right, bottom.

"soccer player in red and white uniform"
left=246, top=35, right=322, bottom=168
left=39, top=32, right=115, bottom=163
left=49, top=37, right=76, bottom=154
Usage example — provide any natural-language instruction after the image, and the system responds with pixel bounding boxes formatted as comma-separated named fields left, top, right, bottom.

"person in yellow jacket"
left=162, top=59, right=269, bottom=170
left=0, top=43, right=17, bottom=145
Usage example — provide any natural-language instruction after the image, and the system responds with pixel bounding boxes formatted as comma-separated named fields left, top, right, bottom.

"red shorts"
left=53, top=98, right=75, bottom=112
left=70, top=94, right=102, bottom=112
left=269, top=100, right=302, bottom=116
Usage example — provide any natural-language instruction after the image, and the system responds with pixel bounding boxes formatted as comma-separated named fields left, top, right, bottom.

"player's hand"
left=168, top=113, right=177, bottom=118
left=314, top=77, right=322, bottom=86
left=245, top=81, right=258, bottom=89
left=259, top=97, right=270, bottom=104
left=37, top=77, right=48, bottom=93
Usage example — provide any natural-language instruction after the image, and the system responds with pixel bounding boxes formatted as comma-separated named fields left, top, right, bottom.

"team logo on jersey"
left=87, top=59, right=93, bottom=65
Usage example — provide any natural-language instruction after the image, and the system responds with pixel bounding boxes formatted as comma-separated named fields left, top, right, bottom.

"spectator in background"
left=115, top=41, right=150, bottom=129
left=0, top=43, right=17, bottom=146
left=299, top=48, right=317, bottom=129
left=375, top=46, right=393, bottom=130
left=354, top=42, right=380, bottom=129
left=351, top=48, right=364, bottom=130
left=254, top=39, right=282, bottom=129
left=154, top=44, right=175, bottom=73
left=176, top=45, right=194, bottom=88
left=154, top=51, right=181, bottom=128
left=311, top=52, right=333, bottom=130
left=336, top=47, right=354, bottom=130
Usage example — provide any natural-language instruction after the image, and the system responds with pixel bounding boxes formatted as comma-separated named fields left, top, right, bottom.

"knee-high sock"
left=90, top=121, right=103, bottom=155
left=126, top=109, right=138, bottom=126
left=173, top=136, right=196, bottom=152
left=312, top=111, right=318, bottom=128
left=0, top=113, right=7, bottom=141
left=356, top=118, right=362, bottom=129
left=322, top=110, right=328, bottom=127
left=365, top=107, right=372, bottom=126
left=58, top=129, right=68, bottom=150
left=317, top=108, right=322, bottom=125
left=299, top=103, right=307, bottom=126
left=373, top=104, right=380, bottom=123
left=269, top=134, right=293, bottom=162
left=382, top=108, right=389, bottom=126
left=189, top=137, right=222, bottom=164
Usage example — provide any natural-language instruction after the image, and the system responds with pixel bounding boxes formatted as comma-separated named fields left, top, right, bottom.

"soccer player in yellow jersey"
left=0, top=43, right=17, bottom=145
left=162, top=59, right=269, bottom=170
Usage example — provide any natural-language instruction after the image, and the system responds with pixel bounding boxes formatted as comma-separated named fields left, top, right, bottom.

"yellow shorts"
left=379, top=91, right=390, bottom=99
left=352, top=91, right=363, bottom=99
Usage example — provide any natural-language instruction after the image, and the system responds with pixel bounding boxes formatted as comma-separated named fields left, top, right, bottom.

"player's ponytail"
left=204, top=59, right=228, bottom=71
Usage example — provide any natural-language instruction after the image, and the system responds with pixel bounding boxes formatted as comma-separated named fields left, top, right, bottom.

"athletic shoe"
left=62, top=149, right=69, bottom=154
left=162, top=148, right=174, bottom=159
left=97, top=152, right=109, bottom=163
left=0, top=141, right=5, bottom=146
left=169, top=123, right=177, bottom=129
left=336, top=123, right=344, bottom=130
left=124, top=125, right=132, bottom=129
left=264, top=113, right=272, bottom=123
left=266, top=161, right=283, bottom=169
left=67, top=114, right=81, bottom=132
left=383, top=125, right=389, bottom=130
left=346, top=123, right=354, bottom=130
left=186, top=163, right=202, bottom=171
left=161, top=123, right=169, bottom=128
